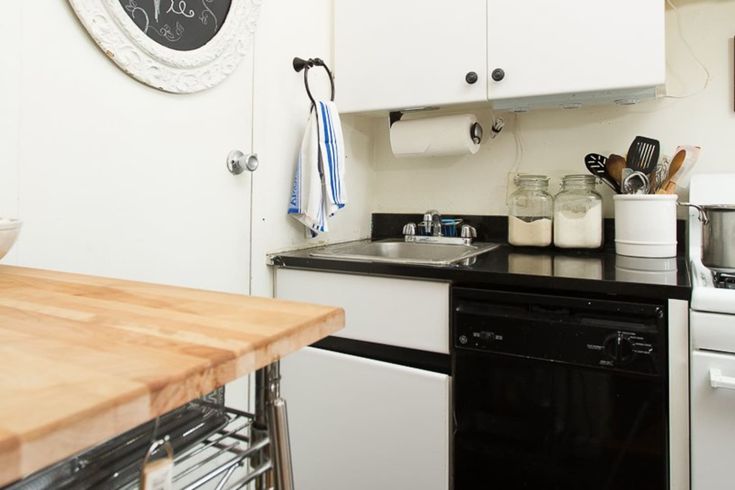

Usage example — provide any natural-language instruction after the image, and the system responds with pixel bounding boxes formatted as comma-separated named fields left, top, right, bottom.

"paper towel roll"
left=390, top=114, right=482, bottom=158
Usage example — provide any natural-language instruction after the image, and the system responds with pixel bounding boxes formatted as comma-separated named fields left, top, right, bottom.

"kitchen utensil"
left=680, top=203, right=735, bottom=270
left=626, top=136, right=660, bottom=175
left=622, top=171, right=650, bottom=195
left=669, top=145, right=701, bottom=189
left=656, top=149, right=686, bottom=194
left=651, top=155, right=671, bottom=193
left=606, top=154, right=626, bottom=186
left=584, top=153, right=618, bottom=192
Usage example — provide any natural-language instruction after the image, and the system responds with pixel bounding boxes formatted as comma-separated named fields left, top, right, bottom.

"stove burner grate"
left=713, top=271, right=735, bottom=289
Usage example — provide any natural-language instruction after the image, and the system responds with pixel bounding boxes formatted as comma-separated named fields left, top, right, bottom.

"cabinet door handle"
left=227, top=150, right=259, bottom=174
left=491, top=68, right=505, bottom=82
left=710, top=368, right=735, bottom=390
left=465, top=71, right=479, bottom=84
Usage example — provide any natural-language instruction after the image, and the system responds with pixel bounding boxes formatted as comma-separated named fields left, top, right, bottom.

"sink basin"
left=309, top=239, right=500, bottom=265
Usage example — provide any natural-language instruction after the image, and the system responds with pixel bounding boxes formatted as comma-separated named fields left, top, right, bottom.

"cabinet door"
left=487, top=0, right=665, bottom=102
left=276, top=269, right=450, bottom=354
left=691, top=350, right=735, bottom=490
left=335, top=0, right=487, bottom=113
left=282, top=347, right=450, bottom=490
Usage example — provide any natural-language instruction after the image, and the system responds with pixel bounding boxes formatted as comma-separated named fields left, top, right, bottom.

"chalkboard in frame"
left=68, top=0, right=261, bottom=93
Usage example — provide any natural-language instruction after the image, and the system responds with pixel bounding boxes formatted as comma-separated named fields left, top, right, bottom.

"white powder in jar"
left=554, top=201, right=602, bottom=248
left=508, top=216, right=552, bottom=247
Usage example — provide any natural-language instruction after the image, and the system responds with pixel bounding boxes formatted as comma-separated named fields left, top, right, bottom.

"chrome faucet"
left=402, top=210, right=478, bottom=245
left=422, top=210, right=443, bottom=237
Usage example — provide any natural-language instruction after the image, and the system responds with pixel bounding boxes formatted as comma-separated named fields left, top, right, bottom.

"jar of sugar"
left=553, top=174, right=603, bottom=249
left=508, top=175, right=554, bottom=247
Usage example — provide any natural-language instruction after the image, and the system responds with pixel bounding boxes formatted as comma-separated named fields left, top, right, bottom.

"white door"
left=6, top=1, right=254, bottom=293
left=487, top=0, right=665, bottom=102
left=335, top=0, right=487, bottom=113
left=282, top=347, right=450, bottom=490
left=691, top=350, right=735, bottom=490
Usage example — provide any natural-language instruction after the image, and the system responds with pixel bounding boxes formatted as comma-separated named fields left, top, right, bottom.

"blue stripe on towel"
left=318, top=103, right=338, bottom=205
left=322, top=103, right=342, bottom=204
left=287, top=156, right=302, bottom=214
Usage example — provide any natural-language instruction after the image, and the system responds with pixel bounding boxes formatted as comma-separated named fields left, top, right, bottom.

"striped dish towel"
left=288, top=101, right=347, bottom=236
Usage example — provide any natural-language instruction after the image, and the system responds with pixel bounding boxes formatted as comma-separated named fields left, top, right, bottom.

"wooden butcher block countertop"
left=0, top=265, right=344, bottom=486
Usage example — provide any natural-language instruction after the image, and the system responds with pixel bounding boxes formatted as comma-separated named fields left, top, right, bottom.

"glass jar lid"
left=560, top=174, right=598, bottom=190
left=561, top=174, right=598, bottom=185
left=514, top=174, right=550, bottom=189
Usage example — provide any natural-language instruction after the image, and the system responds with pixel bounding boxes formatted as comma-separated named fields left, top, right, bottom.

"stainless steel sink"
left=309, top=239, right=500, bottom=265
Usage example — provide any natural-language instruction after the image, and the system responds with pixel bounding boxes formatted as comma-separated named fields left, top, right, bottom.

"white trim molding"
left=68, top=0, right=262, bottom=93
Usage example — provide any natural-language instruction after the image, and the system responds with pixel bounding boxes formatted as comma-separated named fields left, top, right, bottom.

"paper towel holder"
left=390, top=110, right=484, bottom=145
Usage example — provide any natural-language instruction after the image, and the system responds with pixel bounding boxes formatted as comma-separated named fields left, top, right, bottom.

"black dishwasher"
left=452, top=288, right=668, bottom=490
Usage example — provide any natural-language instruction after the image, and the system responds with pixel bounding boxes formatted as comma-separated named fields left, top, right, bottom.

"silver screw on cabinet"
left=227, top=150, right=259, bottom=175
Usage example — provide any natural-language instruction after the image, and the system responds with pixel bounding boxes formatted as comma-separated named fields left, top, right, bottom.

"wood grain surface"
left=0, top=265, right=344, bottom=486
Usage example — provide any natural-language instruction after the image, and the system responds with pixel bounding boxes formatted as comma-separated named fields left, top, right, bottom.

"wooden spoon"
left=656, top=149, right=686, bottom=194
left=607, top=154, right=626, bottom=186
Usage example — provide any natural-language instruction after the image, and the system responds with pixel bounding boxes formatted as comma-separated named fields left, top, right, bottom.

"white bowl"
left=0, top=219, right=22, bottom=261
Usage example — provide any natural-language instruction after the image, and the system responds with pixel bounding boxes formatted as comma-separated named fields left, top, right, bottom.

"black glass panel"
left=453, top=351, right=667, bottom=490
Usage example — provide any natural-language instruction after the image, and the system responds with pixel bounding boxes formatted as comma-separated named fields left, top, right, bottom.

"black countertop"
left=271, top=214, right=691, bottom=301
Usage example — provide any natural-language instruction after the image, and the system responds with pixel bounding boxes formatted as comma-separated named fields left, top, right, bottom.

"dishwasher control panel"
left=452, top=288, right=665, bottom=376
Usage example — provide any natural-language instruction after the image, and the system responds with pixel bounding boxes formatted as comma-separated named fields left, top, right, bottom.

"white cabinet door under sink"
left=276, top=269, right=450, bottom=354
left=282, top=347, right=450, bottom=490
left=334, top=0, right=487, bottom=113
left=487, top=0, right=665, bottom=107
left=691, top=350, right=735, bottom=490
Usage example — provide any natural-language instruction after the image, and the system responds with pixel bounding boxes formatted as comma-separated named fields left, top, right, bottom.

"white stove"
left=689, top=173, right=735, bottom=490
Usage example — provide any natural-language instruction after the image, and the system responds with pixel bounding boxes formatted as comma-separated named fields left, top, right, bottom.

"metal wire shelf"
left=7, top=391, right=270, bottom=490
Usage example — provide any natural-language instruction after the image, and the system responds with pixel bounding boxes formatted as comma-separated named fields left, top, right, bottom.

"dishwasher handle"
left=710, top=369, right=735, bottom=390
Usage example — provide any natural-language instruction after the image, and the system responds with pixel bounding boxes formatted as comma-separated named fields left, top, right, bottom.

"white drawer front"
left=282, top=347, right=450, bottom=490
left=691, top=350, right=735, bottom=490
left=276, top=269, right=449, bottom=353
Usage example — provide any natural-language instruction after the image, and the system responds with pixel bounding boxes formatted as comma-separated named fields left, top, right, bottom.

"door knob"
left=465, top=71, right=479, bottom=84
left=491, top=68, right=505, bottom=82
left=227, top=150, right=259, bottom=175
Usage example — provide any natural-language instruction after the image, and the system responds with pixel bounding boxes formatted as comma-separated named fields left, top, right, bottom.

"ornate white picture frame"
left=68, top=0, right=262, bottom=93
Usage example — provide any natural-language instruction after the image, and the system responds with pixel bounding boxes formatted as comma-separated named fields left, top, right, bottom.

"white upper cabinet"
left=487, top=0, right=665, bottom=110
left=335, top=0, right=488, bottom=114
left=334, top=0, right=665, bottom=114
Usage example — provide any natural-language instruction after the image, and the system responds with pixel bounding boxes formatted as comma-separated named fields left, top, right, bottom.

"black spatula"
left=627, top=136, right=660, bottom=175
left=585, top=153, right=619, bottom=192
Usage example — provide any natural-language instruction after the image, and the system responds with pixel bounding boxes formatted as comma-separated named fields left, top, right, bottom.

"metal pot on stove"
left=682, top=203, right=735, bottom=270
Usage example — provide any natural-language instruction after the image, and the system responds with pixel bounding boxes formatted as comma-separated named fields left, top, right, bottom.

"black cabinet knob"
left=491, top=68, right=505, bottom=82
left=465, top=71, right=479, bottom=84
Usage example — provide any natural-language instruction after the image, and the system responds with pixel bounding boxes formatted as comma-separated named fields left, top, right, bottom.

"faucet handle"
left=424, top=209, right=440, bottom=221
left=461, top=224, right=477, bottom=239
left=402, top=223, right=417, bottom=236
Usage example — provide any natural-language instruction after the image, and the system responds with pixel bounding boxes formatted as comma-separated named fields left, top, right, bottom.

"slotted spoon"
left=626, top=136, right=660, bottom=175
left=584, top=153, right=619, bottom=192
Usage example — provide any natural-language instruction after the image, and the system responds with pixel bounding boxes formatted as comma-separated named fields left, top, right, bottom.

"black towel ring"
left=292, top=57, right=335, bottom=109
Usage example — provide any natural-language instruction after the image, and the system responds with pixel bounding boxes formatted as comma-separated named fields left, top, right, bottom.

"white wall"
left=249, top=0, right=374, bottom=297
left=0, top=3, right=21, bottom=263
left=369, top=1, right=735, bottom=218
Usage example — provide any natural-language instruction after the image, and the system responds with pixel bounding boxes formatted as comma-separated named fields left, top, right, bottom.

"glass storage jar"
left=508, top=175, right=553, bottom=247
left=553, top=174, right=603, bottom=249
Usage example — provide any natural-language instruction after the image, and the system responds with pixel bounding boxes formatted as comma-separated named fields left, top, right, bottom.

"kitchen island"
left=0, top=265, right=344, bottom=487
